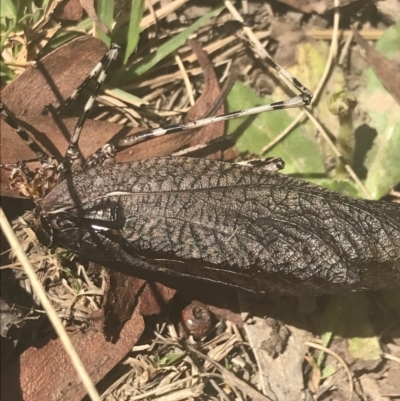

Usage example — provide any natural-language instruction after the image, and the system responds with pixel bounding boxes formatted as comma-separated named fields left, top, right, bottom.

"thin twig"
left=175, top=53, right=195, bottom=106
left=305, top=340, right=354, bottom=401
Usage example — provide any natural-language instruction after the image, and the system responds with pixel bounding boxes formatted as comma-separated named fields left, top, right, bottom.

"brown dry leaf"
left=53, top=0, right=84, bottom=22
left=136, top=281, right=177, bottom=316
left=1, top=36, right=109, bottom=196
left=99, top=266, right=148, bottom=341
left=0, top=309, right=145, bottom=401
left=0, top=117, right=139, bottom=197
left=1, top=36, right=108, bottom=116
left=354, top=29, right=400, bottom=105
left=98, top=264, right=176, bottom=341
left=78, top=0, right=108, bottom=33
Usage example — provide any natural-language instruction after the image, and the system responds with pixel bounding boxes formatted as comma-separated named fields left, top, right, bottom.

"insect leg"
left=247, top=41, right=313, bottom=103
left=1, top=103, right=61, bottom=197
left=61, top=44, right=119, bottom=170
left=0, top=103, right=52, bottom=167
left=85, top=94, right=306, bottom=167
left=230, top=13, right=313, bottom=103
left=43, top=44, right=120, bottom=116
left=235, top=157, right=285, bottom=172
left=84, top=31, right=313, bottom=168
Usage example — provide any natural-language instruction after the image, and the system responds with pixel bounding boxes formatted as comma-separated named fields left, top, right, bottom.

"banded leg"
left=235, top=156, right=285, bottom=172
left=61, top=44, right=119, bottom=169
left=0, top=104, right=59, bottom=196
left=0, top=103, right=52, bottom=169
left=85, top=34, right=313, bottom=167
left=86, top=91, right=309, bottom=168
left=43, top=44, right=120, bottom=116
left=230, top=15, right=313, bottom=102
left=249, top=42, right=313, bottom=102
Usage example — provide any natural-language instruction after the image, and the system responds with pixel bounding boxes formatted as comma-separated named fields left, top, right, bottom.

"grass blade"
left=113, top=5, right=224, bottom=84
left=124, top=0, right=145, bottom=64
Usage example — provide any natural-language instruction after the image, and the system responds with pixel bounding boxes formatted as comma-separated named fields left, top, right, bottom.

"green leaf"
left=113, top=6, right=224, bottom=83
left=96, top=0, right=114, bottom=46
left=123, top=0, right=145, bottom=65
left=224, top=358, right=233, bottom=371
left=0, top=61, right=14, bottom=84
left=357, top=21, right=400, bottom=198
left=105, top=87, right=147, bottom=107
left=281, top=42, right=345, bottom=167
left=225, top=82, right=325, bottom=175
left=0, top=0, right=17, bottom=20
left=97, top=0, right=114, bottom=31
left=311, top=179, right=361, bottom=197
left=156, top=352, right=184, bottom=367
left=321, top=364, right=337, bottom=379
left=347, top=330, right=381, bottom=361
left=61, top=268, right=81, bottom=293
left=318, top=295, right=347, bottom=366
left=341, top=294, right=381, bottom=360
left=342, top=296, right=380, bottom=362
left=320, top=293, right=381, bottom=362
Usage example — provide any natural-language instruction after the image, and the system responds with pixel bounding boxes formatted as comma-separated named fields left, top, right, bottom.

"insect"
left=1, top=41, right=400, bottom=296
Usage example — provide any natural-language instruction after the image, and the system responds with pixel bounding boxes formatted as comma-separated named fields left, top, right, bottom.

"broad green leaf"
left=226, top=82, right=325, bottom=175
left=346, top=294, right=381, bottom=361
left=279, top=41, right=346, bottom=166
left=225, top=41, right=348, bottom=178
left=312, top=179, right=361, bottom=197
left=357, top=21, right=400, bottom=199
left=347, top=330, right=381, bottom=361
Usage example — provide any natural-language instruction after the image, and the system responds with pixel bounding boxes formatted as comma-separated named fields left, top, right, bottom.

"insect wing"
left=42, top=157, right=400, bottom=295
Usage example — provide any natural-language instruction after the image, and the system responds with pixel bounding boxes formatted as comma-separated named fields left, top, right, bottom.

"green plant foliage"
left=356, top=21, right=400, bottom=199
left=226, top=82, right=325, bottom=176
